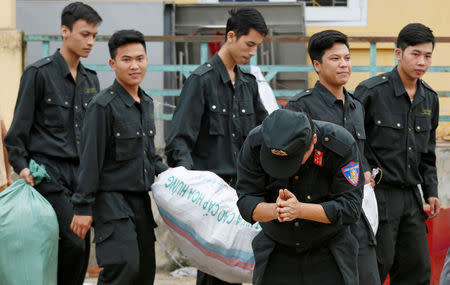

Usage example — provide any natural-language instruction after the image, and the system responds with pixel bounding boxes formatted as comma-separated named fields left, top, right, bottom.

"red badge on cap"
left=314, top=149, right=323, bottom=167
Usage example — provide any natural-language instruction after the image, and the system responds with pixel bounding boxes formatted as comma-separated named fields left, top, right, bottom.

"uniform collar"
left=391, top=66, right=425, bottom=102
left=53, top=49, right=88, bottom=79
left=210, top=54, right=248, bottom=84
left=315, top=81, right=355, bottom=109
left=112, top=79, right=148, bottom=107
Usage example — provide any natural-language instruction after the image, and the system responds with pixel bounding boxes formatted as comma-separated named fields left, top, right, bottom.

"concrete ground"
left=84, top=273, right=196, bottom=285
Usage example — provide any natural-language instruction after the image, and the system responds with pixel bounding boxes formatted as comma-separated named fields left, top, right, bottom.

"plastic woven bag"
left=152, top=167, right=261, bottom=283
left=0, top=160, right=59, bottom=285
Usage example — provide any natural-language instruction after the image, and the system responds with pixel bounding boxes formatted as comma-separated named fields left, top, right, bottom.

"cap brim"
left=260, top=144, right=303, bottom=179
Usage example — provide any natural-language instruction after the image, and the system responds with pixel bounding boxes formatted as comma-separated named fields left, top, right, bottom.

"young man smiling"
left=71, top=29, right=167, bottom=285
left=5, top=2, right=101, bottom=284
left=165, top=7, right=268, bottom=285
left=354, top=23, right=440, bottom=284
left=285, top=30, right=379, bottom=285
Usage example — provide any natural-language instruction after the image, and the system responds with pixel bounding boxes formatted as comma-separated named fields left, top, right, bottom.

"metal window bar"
left=24, top=35, right=450, bottom=121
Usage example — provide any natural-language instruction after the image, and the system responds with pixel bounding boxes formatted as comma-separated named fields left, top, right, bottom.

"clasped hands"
left=276, top=189, right=301, bottom=222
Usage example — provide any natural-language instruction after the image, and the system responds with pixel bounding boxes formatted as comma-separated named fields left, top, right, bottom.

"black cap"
left=260, top=109, right=313, bottom=179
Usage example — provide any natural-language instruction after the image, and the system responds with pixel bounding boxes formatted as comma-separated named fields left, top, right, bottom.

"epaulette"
left=192, top=62, right=213, bottom=76
left=316, top=121, right=354, bottom=157
left=360, top=73, right=389, bottom=89
left=289, top=89, right=313, bottom=102
left=95, top=89, right=117, bottom=107
left=30, top=56, right=53, bottom=68
left=420, top=79, right=437, bottom=95
left=83, top=65, right=97, bottom=75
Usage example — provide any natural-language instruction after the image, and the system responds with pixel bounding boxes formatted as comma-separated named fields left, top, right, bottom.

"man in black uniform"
left=354, top=23, right=440, bottom=284
left=165, top=7, right=268, bottom=285
left=236, top=109, right=363, bottom=285
left=285, top=30, right=379, bottom=284
left=4, top=3, right=102, bottom=285
left=70, top=30, right=167, bottom=285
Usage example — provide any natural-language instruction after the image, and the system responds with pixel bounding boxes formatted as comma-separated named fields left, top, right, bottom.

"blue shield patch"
left=341, top=162, right=360, bottom=186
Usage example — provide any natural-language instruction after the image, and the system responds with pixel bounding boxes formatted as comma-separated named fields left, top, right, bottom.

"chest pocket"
left=43, top=94, right=72, bottom=128
left=353, top=122, right=366, bottom=141
left=415, top=115, right=432, bottom=152
left=208, top=102, right=227, bottom=136
left=371, top=113, right=404, bottom=150
left=238, top=100, right=256, bottom=136
left=113, top=122, right=143, bottom=161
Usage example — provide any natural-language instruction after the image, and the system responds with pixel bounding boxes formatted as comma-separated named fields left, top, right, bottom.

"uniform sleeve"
left=354, top=84, right=382, bottom=172
left=4, top=67, right=43, bottom=173
left=320, top=143, right=363, bottom=225
left=165, top=75, right=205, bottom=169
left=419, top=97, right=439, bottom=200
left=252, top=79, right=268, bottom=124
left=235, top=136, right=266, bottom=224
left=72, top=102, right=110, bottom=215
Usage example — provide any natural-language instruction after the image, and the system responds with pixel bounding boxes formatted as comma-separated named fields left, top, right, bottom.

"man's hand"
left=70, top=215, right=93, bottom=239
left=19, top=168, right=34, bottom=186
left=427, top=197, right=441, bottom=219
left=364, top=171, right=375, bottom=187
left=276, top=189, right=301, bottom=222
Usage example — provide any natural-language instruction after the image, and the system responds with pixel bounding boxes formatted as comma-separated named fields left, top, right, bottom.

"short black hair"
left=61, top=2, right=102, bottom=30
left=397, top=23, right=435, bottom=51
left=225, top=7, right=268, bottom=41
left=108, top=29, right=146, bottom=59
left=308, top=30, right=349, bottom=63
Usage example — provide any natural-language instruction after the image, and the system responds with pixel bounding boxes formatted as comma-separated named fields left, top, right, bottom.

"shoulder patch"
left=420, top=79, right=437, bottom=95
left=360, top=73, right=389, bottom=89
left=30, top=57, right=53, bottom=68
left=95, top=89, right=117, bottom=107
left=341, top=162, right=360, bottom=186
left=192, top=63, right=213, bottom=76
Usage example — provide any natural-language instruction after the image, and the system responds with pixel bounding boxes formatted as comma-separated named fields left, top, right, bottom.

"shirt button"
left=417, top=126, right=421, bottom=130
left=144, top=150, right=147, bottom=155
left=382, top=76, right=387, bottom=80
left=149, top=130, right=153, bottom=135
left=212, top=105, right=216, bottom=110
left=75, top=106, right=78, bottom=110
left=232, top=133, right=235, bottom=137
left=241, top=109, right=246, bottom=113
left=294, top=222, right=299, bottom=227
left=397, top=123, right=401, bottom=127
left=408, top=164, right=411, bottom=168
left=144, top=169, right=148, bottom=173
left=143, top=133, right=146, bottom=136
left=344, top=117, right=346, bottom=121
left=295, top=242, right=301, bottom=246
left=76, top=140, right=80, bottom=144
left=408, top=147, right=412, bottom=151
left=357, top=132, right=361, bottom=137
left=408, top=128, right=412, bottom=132
left=65, top=101, right=69, bottom=105
left=377, top=120, right=381, bottom=125
left=222, top=108, right=226, bottom=112
left=47, top=98, right=52, bottom=102
left=294, top=176, right=299, bottom=180
left=207, top=63, right=211, bottom=67
left=234, top=152, right=237, bottom=156
left=307, top=195, right=311, bottom=200
left=306, top=90, right=310, bottom=93
left=232, top=114, right=236, bottom=118
left=324, top=137, right=329, bottom=142
left=84, top=103, right=88, bottom=107
left=116, top=132, right=120, bottom=137
left=137, top=131, right=140, bottom=135
left=110, top=90, right=115, bottom=94
left=46, top=58, right=50, bottom=61
left=75, top=124, right=78, bottom=128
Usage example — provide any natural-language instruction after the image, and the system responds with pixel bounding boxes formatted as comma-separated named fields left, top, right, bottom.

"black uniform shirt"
left=72, top=80, right=168, bottom=215
left=285, top=81, right=369, bottom=172
left=165, top=54, right=268, bottom=177
left=354, top=67, right=439, bottom=200
left=5, top=50, right=99, bottom=173
left=236, top=120, right=363, bottom=251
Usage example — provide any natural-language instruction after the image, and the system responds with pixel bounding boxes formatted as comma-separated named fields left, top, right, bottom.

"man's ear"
left=109, top=58, right=116, bottom=71
left=226, top=31, right=236, bottom=43
left=313, top=60, right=321, bottom=74
left=394, top=48, right=402, bottom=61
left=61, top=25, right=70, bottom=40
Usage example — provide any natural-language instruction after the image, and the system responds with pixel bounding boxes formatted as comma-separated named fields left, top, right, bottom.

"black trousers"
left=93, top=192, right=156, bottom=285
left=350, top=215, right=380, bottom=285
left=196, top=174, right=241, bottom=285
left=375, top=185, right=430, bottom=285
left=33, top=155, right=90, bottom=285
left=261, top=244, right=344, bottom=285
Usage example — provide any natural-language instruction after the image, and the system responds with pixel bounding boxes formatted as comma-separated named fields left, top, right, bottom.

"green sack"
left=0, top=160, right=59, bottom=285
